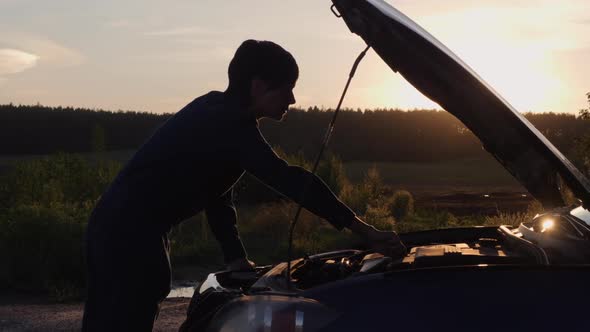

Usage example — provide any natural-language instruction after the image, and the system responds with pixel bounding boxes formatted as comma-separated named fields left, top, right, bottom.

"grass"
left=0, top=150, right=134, bottom=171
left=2, top=151, right=521, bottom=191
left=344, top=156, right=523, bottom=193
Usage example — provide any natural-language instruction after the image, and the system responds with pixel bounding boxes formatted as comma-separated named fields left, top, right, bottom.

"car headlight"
left=206, top=295, right=339, bottom=332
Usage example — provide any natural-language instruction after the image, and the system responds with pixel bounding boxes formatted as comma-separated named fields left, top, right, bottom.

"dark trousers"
left=82, top=220, right=171, bottom=332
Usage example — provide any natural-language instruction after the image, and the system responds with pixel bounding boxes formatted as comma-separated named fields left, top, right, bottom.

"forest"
left=2, top=103, right=590, bottom=164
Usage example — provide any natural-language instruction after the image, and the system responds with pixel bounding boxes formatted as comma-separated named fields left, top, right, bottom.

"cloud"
left=0, top=30, right=86, bottom=68
left=0, top=48, right=39, bottom=75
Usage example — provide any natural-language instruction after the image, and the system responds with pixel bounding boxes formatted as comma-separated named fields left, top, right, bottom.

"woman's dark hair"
left=226, top=40, right=298, bottom=103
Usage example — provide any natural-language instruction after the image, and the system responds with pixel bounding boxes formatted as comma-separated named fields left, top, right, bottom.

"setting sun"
left=342, top=1, right=589, bottom=113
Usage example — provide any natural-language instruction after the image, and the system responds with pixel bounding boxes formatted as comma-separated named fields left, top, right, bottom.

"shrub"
left=364, top=204, right=395, bottom=231
left=0, top=203, right=91, bottom=300
left=484, top=211, right=530, bottom=227
left=340, top=182, right=371, bottom=215
left=484, top=201, right=544, bottom=227
left=1, top=153, right=120, bottom=209
left=0, top=153, right=120, bottom=299
left=389, top=190, right=414, bottom=221
left=363, top=165, right=384, bottom=198
left=317, top=154, right=348, bottom=196
left=340, top=165, right=386, bottom=215
left=238, top=203, right=293, bottom=262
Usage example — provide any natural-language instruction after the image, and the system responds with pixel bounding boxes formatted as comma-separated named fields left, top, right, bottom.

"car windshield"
left=570, top=206, right=590, bottom=228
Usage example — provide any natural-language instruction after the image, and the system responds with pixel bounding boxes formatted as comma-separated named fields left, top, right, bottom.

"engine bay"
left=284, top=215, right=590, bottom=290
left=213, top=209, right=590, bottom=293
left=290, top=235, right=532, bottom=289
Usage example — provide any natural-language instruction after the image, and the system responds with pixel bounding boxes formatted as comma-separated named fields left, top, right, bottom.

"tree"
left=579, top=92, right=590, bottom=120
left=92, top=123, right=106, bottom=153
left=571, top=92, right=590, bottom=176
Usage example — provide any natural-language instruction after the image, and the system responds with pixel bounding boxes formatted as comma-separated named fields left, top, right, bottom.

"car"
left=179, top=0, right=590, bottom=331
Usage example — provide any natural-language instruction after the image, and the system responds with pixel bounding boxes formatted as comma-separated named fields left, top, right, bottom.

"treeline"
left=1, top=104, right=165, bottom=155
left=2, top=103, right=589, bottom=162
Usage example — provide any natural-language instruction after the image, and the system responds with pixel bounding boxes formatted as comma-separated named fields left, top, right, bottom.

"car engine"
left=286, top=210, right=590, bottom=290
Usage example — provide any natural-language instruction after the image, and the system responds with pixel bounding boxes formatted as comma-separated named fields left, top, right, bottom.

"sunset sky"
left=1, top=0, right=589, bottom=114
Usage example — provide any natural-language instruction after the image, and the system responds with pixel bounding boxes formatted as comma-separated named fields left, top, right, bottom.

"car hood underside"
left=331, top=0, right=590, bottom=208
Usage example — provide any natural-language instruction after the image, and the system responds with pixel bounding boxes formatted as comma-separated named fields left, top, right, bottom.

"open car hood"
left=331, top=0, right=590, bottom=208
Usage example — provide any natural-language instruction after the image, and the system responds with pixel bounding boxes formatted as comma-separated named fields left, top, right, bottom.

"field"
left=1, top=150, right=522, bottom=191
left=0, top=150, right=134, bottom=170
left=0, top=150, right=529, bottom=216
left=345, top=155, right=521, bottom=191
left=343, top=156, right=531, bottom=215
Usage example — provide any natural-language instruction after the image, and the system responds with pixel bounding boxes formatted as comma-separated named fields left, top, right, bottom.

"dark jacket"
left=88, top=91, right=355, bottom=262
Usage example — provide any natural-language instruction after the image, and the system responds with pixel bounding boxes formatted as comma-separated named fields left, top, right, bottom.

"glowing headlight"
left=541, top=218, right=554, bottom=233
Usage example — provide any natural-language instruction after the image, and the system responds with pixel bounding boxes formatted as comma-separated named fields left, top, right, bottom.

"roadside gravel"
left=0, top=297, right=191, bottom=332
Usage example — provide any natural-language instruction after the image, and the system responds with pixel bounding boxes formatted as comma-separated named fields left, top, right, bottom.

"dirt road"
left=0, top=297, right=190, bottom=331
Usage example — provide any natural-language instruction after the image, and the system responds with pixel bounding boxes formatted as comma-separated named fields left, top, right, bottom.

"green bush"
left=317, top=154, right=348, bottom=196
left=339, top=165, right=404, bottom=232
left=394, top=209, right=486, bottom=233
left=340, top=165, right=387, bottom=215
left=364, top=204, right=395, bottom=231
left=339, top=182, right=371, bottom=215
left=239, top=202, right=293, bottom=262
left=0, top=203, right=91, bottom=300
left=389, top=190, right=414, bottom=221
left=484, top=201, right=543, bottom=227
left=1, top=153, right=120, bottom=209
left=0, top=153, right=120, bottom=299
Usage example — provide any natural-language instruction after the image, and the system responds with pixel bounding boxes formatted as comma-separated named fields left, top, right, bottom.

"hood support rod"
left=286, top=44, right=371, bottom=290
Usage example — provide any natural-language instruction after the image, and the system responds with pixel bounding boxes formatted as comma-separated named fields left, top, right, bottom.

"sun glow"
left=365, top=2, right=588, bottom=113
left=364, top=74, right=441, bottom=110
